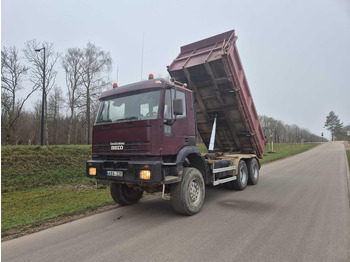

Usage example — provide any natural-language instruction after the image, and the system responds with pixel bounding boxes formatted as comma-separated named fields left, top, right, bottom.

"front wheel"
left=171, top=167, right=205, bottom=215
left=110, top=182, right=143, bottom=205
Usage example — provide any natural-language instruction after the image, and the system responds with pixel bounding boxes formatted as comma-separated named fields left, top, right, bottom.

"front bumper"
left=86, top=159, right=162, bottom=183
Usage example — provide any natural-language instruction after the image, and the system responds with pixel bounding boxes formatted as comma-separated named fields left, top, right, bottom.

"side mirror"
left=173, top=99, right=184, bottom=116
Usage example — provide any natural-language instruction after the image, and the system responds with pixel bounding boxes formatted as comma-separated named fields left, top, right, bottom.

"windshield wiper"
left=114, top=116, right=140, bottom=122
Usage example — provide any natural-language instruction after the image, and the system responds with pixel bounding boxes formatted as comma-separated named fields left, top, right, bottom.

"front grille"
left=103, top=162, right=128, bottom=169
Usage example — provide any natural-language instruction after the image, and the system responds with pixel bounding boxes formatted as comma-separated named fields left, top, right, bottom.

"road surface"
left=2, top=142, right=350, bottom=262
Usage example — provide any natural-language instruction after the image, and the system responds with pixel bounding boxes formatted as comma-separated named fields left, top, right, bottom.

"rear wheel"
left=110, top=182, right=143, bottom=205
left=247, top=158, right=259, bottom=185
left=228, top=160, right=248, bottom=190
left=171, top=167, right=205, bottom=215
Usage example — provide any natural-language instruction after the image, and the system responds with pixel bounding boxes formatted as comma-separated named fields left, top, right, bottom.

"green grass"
left=2, top=145, right=92, bottom=192
left=1, top=145, right=106, bottom=238
left=197, top=143, right=208, bottom=153
left=347, top=150, right=350, bottom=171
left=260, top=143, right=317, bottom=164
left=2, top=184, right=113, bottom=234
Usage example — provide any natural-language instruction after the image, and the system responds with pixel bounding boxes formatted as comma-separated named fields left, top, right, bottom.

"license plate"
left=107, top=171, right=123, bottom=177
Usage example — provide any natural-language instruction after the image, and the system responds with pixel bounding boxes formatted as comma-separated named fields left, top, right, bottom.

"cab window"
left=164, top=89, right=187, bottom=119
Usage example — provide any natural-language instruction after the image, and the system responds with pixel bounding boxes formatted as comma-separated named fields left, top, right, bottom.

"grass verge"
left=2, top=145, right=92, bottom=192
left=260, top=143, right=317, bottom=164
left=2, top=184, right=113, bottom=235
left=346, top=150, right=350, bottom=170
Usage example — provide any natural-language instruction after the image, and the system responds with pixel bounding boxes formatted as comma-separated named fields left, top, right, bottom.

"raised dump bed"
left=168, top=30, right=265, bottom=158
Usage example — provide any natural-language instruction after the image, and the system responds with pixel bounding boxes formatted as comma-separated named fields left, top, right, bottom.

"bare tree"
left=1, top=46, right=34, bottom=144
left=48, top=86, right=63, bottom=144
left=259, top=115, right=270, bottom=137
left=80, top=42, right=112, bottom=144
left=14, top=110, right=36, bottom=145
left=259, top=115, right=323, bottom=143
left=61, top=48, right=83, bottom=144
left=23, top=40, right=60, bottom=145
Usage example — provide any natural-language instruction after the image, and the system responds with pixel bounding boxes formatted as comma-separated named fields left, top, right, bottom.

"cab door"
left=162, top=88, right=195, bottom=155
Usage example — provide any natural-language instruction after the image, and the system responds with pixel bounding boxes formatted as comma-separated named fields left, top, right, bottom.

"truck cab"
left=87, top=78, right=208, bottom=206
left=92, top=78, right=196, bottom=158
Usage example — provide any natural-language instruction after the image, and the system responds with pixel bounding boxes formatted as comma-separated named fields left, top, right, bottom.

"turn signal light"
left=140, top=170, right=151, bottom=180
left=89, top=167, right=97, bottom=176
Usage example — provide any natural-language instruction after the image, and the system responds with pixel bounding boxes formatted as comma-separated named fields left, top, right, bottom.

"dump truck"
left=86, top=30, right=265, bottom=215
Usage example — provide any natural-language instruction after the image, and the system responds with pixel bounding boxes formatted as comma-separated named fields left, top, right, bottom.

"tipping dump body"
left=168, top=30, right=265, bottom=158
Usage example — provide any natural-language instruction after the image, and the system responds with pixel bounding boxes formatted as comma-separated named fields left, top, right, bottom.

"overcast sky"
left=2, top=0, right=350, bottom=139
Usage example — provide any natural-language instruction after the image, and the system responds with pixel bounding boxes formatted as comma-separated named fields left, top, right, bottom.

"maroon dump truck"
left=86, top=30, right=265, bottom=215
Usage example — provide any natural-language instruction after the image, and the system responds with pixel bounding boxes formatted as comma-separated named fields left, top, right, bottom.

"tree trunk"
left=68, top=109, right=74, bottom=145
left=68, top=119, right=72, bottom=145
left=75, top=118, right=78, bottom=144
left=45, top=95, right=49, bottom=145
left=87, top=88, right=91, bottom=144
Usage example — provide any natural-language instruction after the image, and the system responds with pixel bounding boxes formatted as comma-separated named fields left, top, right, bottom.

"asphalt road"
left=2, top=142, right=350, bottom=262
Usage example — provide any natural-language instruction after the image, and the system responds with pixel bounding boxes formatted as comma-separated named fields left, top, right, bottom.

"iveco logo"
left=111, top=145, right=124, bottom=150
left=110, top=142, right=125, bottom=151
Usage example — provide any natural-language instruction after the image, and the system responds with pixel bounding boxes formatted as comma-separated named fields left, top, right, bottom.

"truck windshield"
left=95, top=90, right=161, bottom=124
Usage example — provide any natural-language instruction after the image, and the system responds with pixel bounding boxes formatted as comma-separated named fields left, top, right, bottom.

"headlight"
left=89, top=167, right=97, bottom=176
left=139, top=170, right=151, bottom=180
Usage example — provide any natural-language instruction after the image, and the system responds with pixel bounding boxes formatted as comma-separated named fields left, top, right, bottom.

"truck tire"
left=170, top=167, right=205, bottom=215
left=227, top=160, right=248, bottom=190
left=110, top=182, right=143, bottom=206
left=247, top=158, right=259, bottom=185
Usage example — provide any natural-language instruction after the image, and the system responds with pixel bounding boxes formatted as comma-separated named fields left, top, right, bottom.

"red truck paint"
left=168, top=29, right=265, bottom=158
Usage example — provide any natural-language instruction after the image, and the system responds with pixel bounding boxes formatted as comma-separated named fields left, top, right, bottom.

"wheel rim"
left=189, top=180, right=201, bottom=205
left=240, top=167, right=248, bottom=185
